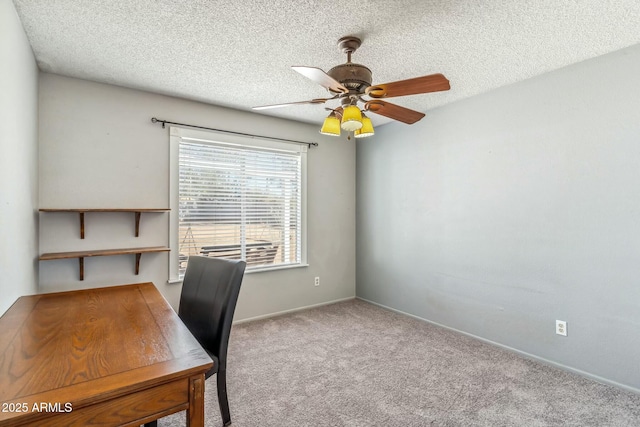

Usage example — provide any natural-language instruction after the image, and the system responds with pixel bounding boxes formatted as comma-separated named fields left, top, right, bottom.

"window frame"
left=168, top=126, right=308, bottom=283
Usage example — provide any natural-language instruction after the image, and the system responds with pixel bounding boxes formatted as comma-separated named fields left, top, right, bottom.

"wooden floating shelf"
left=40, top=246, right=170, bottom=281
left=39, top=208, right=170, bottom=239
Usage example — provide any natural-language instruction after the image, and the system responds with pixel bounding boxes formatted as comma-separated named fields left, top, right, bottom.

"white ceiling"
left=12, top=0, right=640, bottom=127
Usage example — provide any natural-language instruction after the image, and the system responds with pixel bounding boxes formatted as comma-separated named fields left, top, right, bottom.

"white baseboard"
left=233, top=296, right=356, bottom=325
left=357, top=296, right=640, bottom=395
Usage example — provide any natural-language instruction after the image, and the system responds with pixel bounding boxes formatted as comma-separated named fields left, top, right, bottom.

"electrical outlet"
left=314, top=276, right=320, bottom=287
left=556, top=320, right=567, bottom=336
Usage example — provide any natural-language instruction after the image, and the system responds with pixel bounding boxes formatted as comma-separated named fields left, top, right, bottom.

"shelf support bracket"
left=79, top=212, right=85, bottom=239
left=135, top=253, right=142, bottom=275
left=135, top=212, right=141, bottom=237
left=79, top=257, right=85, bottom=281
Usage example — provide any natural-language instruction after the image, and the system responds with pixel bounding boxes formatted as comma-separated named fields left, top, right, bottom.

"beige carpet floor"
left=159, top=299, right=640, bottom=426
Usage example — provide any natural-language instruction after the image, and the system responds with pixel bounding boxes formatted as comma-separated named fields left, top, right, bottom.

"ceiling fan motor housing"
left=328, top=63, right=372, bottom=94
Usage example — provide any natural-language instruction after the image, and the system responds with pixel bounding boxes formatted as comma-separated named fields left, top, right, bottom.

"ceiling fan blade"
left=366, top=73, right=450, bottom=98
left=252, top=98, right=330, bottom=110
left=364, top=100, right=425, bottom=124
left=292, top=66, right=349, bottom=94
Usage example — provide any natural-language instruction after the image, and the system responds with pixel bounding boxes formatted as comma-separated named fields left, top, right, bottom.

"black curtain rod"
left=151, top=117, right=318, bottom=148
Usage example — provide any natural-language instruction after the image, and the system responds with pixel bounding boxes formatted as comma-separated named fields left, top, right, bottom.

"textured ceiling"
left=12, top=0, right=640, bottom=127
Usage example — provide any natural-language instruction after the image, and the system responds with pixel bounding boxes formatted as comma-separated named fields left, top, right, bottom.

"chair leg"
left=217, top=369, right=232, bottom=426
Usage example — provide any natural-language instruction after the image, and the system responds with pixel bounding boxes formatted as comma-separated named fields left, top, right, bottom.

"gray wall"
left=38, top=73, right=356, bottom=318
left=357, top=43, right=640, bottom=391
left=0, top=0, right=39, bottom=315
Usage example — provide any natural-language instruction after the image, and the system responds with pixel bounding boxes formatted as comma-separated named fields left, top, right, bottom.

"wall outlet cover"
left=556, top=320, right=567, bottom=336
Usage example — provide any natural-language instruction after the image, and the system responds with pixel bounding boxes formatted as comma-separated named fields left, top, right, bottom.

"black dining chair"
left=146, top=255, right=246, bottom=427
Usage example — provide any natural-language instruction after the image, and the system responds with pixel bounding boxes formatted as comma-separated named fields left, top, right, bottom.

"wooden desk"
left=0, top=283, right=213, bottom=426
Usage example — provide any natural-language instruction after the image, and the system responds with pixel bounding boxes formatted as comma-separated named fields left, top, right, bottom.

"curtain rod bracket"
left=151, top=117, right=166, bottom=129
left=151, top=117, right=318, bottom=148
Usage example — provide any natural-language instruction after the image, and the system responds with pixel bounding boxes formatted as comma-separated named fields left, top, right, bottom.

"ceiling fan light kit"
left=252, top=36, right=450, bottom=139
left=320, top=111, right=341, bottom=136
left=355, top=114, right=375, bottom=138
left=341, top=104, right=363, bottom=131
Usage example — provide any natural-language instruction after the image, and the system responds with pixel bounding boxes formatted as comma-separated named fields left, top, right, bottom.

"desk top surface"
left=0, top=282, right=212, bottom=424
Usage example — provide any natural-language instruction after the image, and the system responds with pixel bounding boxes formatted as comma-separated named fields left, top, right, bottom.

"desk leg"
left=187, top=373, right=205, bottom=427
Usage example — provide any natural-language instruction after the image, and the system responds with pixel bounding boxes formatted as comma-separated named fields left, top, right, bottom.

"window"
left=169, top=127, right=307, bottom=281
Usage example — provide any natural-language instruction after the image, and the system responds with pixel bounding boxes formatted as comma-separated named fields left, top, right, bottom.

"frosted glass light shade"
left=355, top=115, right=374, bottom=138
left=320, top=113, right=341, bottom=136
left=341, top=105, right=363, bottom=131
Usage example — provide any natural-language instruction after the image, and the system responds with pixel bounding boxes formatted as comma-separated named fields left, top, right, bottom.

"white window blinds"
left=172, top=129, right=306, bottom=277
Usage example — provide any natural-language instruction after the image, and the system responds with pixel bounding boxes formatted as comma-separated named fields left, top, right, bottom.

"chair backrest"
left=178, top=256, right=246, bottom=370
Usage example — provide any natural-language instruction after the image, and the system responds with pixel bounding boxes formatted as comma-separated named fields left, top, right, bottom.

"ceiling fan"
left=253, top=36, right=450, bottom=138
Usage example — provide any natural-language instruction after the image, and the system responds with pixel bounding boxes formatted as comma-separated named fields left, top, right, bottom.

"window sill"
left=245, top=263, right=309, bottom=274
left=167, top=263, right=309, bottom=284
